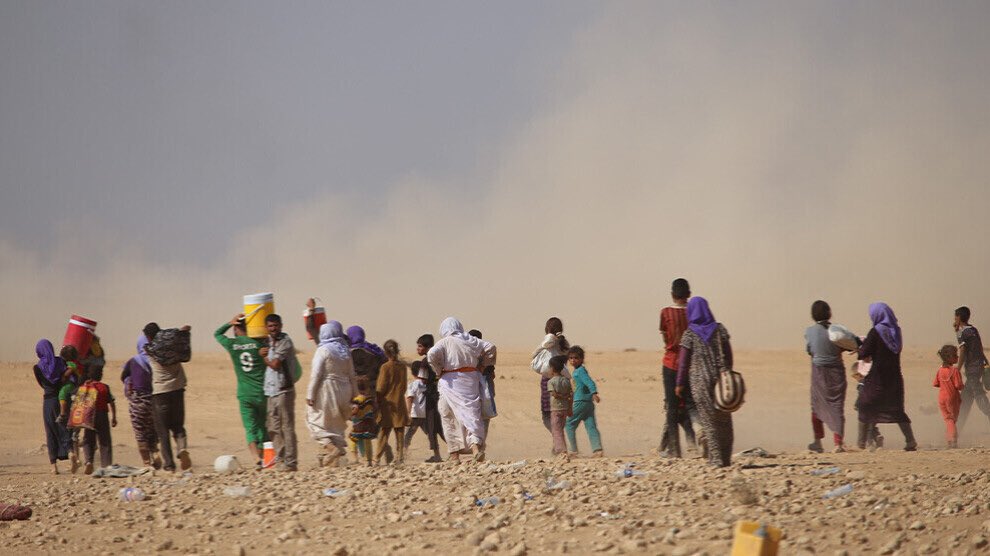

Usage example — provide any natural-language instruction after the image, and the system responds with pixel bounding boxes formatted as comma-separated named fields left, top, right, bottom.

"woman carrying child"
left=34, top=339, right=69, bottom=474
left=675, top=297, right=735, bottom=467
left=856, top=303, right=917, bottom=451
left=532, top=318, right=571, bottom=435
left=307, top=321, right=358, bottom=467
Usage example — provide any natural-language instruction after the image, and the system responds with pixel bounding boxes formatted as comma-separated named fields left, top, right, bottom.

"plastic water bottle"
left=810, top=467, right=841, bottom=476
left=119, top=487, right=145, bottom=502
left=507, top=460, right=527, bottom=469
left=323, top=488, right=349, bottom=498
left=223, top=486, right=251, bottom=497
left=822, top=484, right=853, bottom=499
left=475, top=496, right=500, bottom=507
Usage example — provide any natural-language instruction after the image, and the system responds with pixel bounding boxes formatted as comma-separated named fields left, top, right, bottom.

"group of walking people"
left=34, top=285, right=990, bottom=474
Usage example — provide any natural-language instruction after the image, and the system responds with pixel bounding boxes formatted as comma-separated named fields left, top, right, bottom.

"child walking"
left=404, top=361, right=443, bottom=460
left=375, top=340, right=408, bottom=465
left=546, top=355, right=573, bottom=459
left=78, top=366, right=118, bottom=474
left=416, top=334, right=446, bottom=463
left=933, top=345, right=964, bottom=448
left=565, top=346, right=603, bottom=457
left=349, top=377, right=378, bottom=466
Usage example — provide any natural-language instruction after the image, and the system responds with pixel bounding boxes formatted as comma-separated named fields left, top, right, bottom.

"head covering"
left=35, top=339, right=66, bottom=384
left=136, top=335, right=152, bottom=372
left=346, top=325, right=385, bottom=358
left=869, top=302, right=902, bottom=354
left=687, top=297, right=718, bottom=343
left=319, top=321, right=351, bottom=359
left=439, top=317, right=486, bottom=350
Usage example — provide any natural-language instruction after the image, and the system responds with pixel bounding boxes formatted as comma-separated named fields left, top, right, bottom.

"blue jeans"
left=565, top=401, right=602, bottom=453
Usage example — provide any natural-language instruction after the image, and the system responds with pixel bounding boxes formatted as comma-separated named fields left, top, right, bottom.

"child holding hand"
left=933, top=344, right=964, bottom=448
left=546, top=355, right=573, bottom=459
left=349, top=377, right=378, bottom=466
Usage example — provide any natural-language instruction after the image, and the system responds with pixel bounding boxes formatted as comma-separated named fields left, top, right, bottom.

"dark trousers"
left=43, top=398, right=69, bottom=464
left=660, top=366, right=697, bottom=457
left=425, top=404, right=445, bottom=450
left=82, top=411, right=113, bottom=467
left=152, top=389, right=187, bottom=471
left=958, top=378, right=990, bottom=431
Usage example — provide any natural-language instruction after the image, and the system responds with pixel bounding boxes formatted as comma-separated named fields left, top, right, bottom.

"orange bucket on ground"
left=63, top=315, right=97, bottom=358
left=262, top=441, right=276, bottom=468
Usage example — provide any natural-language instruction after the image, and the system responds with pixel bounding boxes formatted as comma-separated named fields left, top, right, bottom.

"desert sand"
left=3, top=349, right=990, bottom=555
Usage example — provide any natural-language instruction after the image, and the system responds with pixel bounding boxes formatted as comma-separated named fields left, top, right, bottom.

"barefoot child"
left=349, top=377, right=378, bottom=466
left=565, top=346, right=603, bottom=457
left=416, top=334, right=446, bottom=462
left=546, top=355, right=572, bottom=458
left=933, top=345, right=964, bottom=448
left=375, top=340, right=408, bottom=465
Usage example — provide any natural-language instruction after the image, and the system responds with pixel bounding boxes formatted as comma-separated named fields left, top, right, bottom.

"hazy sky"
left=2, top=2, right=989, bottom=361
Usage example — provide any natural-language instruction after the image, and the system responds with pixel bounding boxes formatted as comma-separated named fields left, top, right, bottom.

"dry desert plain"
left=3, top=349, right=990, bottom=555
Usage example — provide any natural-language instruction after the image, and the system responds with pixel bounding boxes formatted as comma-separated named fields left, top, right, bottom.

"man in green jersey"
left=214, top=314, right=268, bottom=470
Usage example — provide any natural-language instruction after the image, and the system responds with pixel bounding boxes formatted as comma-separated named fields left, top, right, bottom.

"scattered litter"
left=91, top=464, right=152, bottom=479
left=615, top=464, right=647, bottom=478
left=475, top=496, right=500, bottom=507
left=223, top=486, right=250, bottom=498
left=323, top=488, right=350, bottom=498
left=507, top=460, right=527, bottom=469
left=810, top=467, right=841, bottom=476
left=522, top=492, right=535, bottom=501
left=736, top=447, right=774, bottom=458
left=822, top=484, right=853, bottom=499
left=119, top=487, right=146, bottom=502
left=545, top=477, right=572, bottom=490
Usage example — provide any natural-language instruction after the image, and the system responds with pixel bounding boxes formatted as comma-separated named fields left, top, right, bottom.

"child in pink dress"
left=933, top=345, right=964, bottom=448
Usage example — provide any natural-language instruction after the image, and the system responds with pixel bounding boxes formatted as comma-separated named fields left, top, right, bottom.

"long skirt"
left=127, top=390, right=159, bottom=452
left=306, top=376, right=353, bottom=452
left=690, top=368, right=733, bottom=467
left=810, top=364, right=846, bottom=437
left=438, top=370, right=485, bottom=451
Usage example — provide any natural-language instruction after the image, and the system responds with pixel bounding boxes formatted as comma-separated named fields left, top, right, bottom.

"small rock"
left=509, top=542, right=527, bottom=556
left=466, top=531, right=485, bottom=547
left=973, top=536, right=988, bottom=549
left=156, top=540, right=173, bottom=552
left=908, top=521, right=926, bottom=531
left=231, top=546, right=245, bottom=556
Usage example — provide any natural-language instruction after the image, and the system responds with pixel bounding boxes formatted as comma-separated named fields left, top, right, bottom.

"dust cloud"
left=3, top=3, right=988, bottom=361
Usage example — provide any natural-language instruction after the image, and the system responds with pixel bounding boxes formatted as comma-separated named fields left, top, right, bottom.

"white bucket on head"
left=214, top=455, right=241, bottom=474
left=243, top=292, right=275, bottom=338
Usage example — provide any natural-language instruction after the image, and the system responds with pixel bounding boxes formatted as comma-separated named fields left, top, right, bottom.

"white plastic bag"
left=828, top=324, right=858, bottom=351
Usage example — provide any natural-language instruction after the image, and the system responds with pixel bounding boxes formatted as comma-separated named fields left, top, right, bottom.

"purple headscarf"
left=136, top=335, right=152, bottom=372
left=36, top=339, right=66, bottom=384
left=346, top=325, right=385, bottom=358
left=868, top=302, right=902, bottom=354
left=687, top=297, right=718, bottom=343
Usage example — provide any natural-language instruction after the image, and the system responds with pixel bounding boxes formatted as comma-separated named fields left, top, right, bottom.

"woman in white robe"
left=306, top=321, right=357, bottom=467
left=427, top=317, right=496, bottom=462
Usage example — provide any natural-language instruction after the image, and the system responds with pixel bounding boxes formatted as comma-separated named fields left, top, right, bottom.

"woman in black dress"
left=857, top=303, right=917, bottom=451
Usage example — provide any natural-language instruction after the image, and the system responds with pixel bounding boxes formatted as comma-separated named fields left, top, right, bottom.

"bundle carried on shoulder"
left=145, top=328, right=191, bottom=366
left=827, top=324, right=859, bottom=352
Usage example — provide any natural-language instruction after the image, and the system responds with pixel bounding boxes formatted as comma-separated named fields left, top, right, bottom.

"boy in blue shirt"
left=565, top=346, right=603, bottom=457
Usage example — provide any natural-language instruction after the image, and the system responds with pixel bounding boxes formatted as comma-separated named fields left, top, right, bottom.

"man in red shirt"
left=659, top=278, right=697, bottom=458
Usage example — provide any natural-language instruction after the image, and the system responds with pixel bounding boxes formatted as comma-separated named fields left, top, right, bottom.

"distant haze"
left=2, top=2, right=988, bottom=361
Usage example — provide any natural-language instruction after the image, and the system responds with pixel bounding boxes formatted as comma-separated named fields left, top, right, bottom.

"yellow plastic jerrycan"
left=731, top=521, right=781, bottom=556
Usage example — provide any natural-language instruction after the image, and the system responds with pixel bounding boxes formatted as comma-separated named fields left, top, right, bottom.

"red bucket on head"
left=63, top=315, right=97, bottom=358
left=305, top=307, right=327, bottom=340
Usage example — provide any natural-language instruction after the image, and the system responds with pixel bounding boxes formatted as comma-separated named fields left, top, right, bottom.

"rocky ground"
left=2, top=447, right=990, bottom=555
